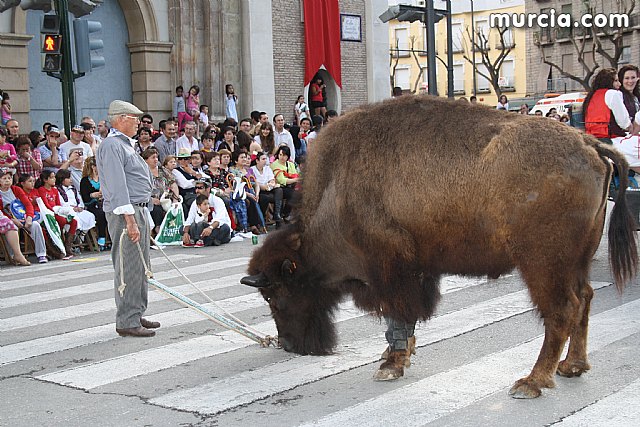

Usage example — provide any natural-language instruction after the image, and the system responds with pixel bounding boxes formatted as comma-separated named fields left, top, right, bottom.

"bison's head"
left=241, top=226, right=341, bottom=355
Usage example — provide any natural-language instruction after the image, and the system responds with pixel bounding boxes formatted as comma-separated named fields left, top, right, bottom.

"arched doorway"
left=305, top=68, right=341, bottom=118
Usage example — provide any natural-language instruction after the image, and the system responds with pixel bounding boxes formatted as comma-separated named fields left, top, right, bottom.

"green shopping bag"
left=36, top=197, right=66, bottom=255
left=155, top=202, right=184, bottom=245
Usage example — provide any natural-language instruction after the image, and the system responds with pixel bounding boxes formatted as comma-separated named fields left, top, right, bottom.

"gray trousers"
left=106, top=206, right=150, bottom=329
left=385, top=317, right=415, bottom=351
left=24, top=221, right=46, bottom=258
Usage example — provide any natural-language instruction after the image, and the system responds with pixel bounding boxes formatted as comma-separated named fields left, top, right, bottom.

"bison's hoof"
left=557, top=359, right=591, bottom=378
left=373, top=351, right=407, bottom=381
left=373, top=365, right=404, bottom=381
left=380, top=336, right=416, bottom=368
left=508, top=377, right=554, bottom=399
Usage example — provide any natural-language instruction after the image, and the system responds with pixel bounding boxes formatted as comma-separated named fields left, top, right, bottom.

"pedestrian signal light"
left=42, top=34, right=61, bottom=53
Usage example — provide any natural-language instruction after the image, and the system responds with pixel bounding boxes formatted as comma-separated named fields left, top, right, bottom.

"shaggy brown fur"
left=242, top=94, right=637, bottom=398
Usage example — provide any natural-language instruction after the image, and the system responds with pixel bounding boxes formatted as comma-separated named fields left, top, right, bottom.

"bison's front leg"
left=374, top=317, right=416, bottom=381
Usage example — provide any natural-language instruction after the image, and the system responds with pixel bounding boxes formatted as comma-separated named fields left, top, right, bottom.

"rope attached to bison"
left=117, top=229, right=278, bottom=348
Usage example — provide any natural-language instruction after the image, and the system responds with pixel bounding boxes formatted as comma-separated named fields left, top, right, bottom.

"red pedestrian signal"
left=41, top=34, right=61, bottom=53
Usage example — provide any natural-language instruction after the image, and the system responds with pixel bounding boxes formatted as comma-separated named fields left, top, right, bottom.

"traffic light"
left=68, top=0, right=102, bottom=18
left=73, top=18, right=105, bottom=73
left=378, top=4, right=445, bottom=24
left=0, top=0, right=20, bottom=14
left=41, top=14, right=61, bottom=73
left=20, top=0, right=52, bottom=12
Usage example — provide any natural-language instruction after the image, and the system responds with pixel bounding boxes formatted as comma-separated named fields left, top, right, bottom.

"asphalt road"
left=1, top=213, right=639, bottom=426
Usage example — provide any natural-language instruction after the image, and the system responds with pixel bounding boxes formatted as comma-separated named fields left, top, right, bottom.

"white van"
left=529, top=92, right=586, bottom=116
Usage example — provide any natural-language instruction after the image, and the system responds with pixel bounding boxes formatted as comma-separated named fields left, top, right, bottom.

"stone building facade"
left=0, top=0, right=390, bottom=131
left=525, top=0, right=640, bottom=96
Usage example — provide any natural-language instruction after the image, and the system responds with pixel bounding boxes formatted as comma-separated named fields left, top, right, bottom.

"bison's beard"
left=275, top=307, right=337, bottom=356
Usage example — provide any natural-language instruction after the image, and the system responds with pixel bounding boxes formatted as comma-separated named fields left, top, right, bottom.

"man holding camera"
left=60, top=124, right=93, bottom=160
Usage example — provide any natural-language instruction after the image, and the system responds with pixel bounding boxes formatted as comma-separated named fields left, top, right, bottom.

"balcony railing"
left=546, top=77, right=584, bottom=93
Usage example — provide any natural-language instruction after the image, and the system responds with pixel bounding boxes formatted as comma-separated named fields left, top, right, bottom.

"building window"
left=557, top=4, right=573, bottom=39
left=475, top=18, right=490, bottom=51
left=619, top=46, right=631, bottom=64
left=395, top=67, right=411, bottom=90
left=500, top=59, right=515, bottom=91
left=453, top=63, right=465, bottom=94
left=394, top=27, right=410, bottom=57
left=451, top=22, right=463, bottom=53
left=422, top=24, right=438, bottom=55
left=539, top=8, right=552, bottom=42
left=496, top=26, right=514, bottom=49
left=477, top=63, right=491, bottom=92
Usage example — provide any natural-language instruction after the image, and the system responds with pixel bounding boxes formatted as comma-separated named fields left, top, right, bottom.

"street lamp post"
left=471, top=0, right=477, bottom=96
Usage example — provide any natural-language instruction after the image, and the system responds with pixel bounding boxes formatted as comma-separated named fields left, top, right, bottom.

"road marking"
left=0, top=290, right=261, bottom=366
left=303, top=299, right=640, bottom=427
left=0, top=254, right=203, bottom=291
left=0, top=257, right=250, bottom=309
left=38, top=282, right=611, bottom=392
left=147, top=281, right=609, bottom=414
left=554, top=378, right=640, bottom=426
left=0, top=273, right=246, bottom=331
left=34, top=304, right=365, bottom=389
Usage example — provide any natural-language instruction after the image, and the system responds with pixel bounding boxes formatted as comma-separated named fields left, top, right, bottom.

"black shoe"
left=140, top=318, right=161, bottom=329
left=116, top=326, right=156, bottom=337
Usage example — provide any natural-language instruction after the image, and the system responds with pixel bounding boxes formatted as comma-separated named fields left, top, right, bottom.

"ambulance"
left=529, top=92, right=586, bottom=116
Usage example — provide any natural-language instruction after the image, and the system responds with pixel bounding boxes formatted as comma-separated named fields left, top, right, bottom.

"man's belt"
left=132, top=202, right=148, bottom=208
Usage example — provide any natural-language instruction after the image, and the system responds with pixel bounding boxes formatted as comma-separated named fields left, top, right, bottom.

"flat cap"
left=108, top=100, right=144, bottom=117
left=196, top=176, right=212, bottom=187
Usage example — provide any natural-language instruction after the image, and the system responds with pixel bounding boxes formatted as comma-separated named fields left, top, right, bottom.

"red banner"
left=303, top=0, right=342, bottom=88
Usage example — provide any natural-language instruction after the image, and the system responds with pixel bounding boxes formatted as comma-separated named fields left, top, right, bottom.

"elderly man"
left=96, top=100, right=158, bottom=338
left=175, top=120, right=200, bottom=153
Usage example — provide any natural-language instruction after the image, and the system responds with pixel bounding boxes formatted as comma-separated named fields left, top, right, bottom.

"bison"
left=241, top=95, right=637, bottom=399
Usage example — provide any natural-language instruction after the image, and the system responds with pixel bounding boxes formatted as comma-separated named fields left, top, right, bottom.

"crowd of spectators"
left=0, top=84, right=334, bottom=266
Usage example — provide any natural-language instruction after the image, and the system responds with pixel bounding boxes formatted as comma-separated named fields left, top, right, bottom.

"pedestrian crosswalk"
left=1, top=246, right=639, bottom=426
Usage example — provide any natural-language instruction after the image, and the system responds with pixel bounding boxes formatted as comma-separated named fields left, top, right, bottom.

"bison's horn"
left=241, top=273, right=269, bottom=288
left=281, top=259, right=297, bottom=276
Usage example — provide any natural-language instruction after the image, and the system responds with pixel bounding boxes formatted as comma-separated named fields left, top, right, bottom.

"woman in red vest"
left=584, top=68, right=640, bottom=171
left=584, top=68, right=639, bottom=140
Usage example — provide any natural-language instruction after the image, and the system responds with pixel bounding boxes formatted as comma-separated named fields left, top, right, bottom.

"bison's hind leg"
left=509, top=265, right=587, bottom=399
left=557, top=281, right=594, bottom=378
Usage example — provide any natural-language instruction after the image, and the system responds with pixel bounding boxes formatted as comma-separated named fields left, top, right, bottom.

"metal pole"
left=445, top=0, right=453, bottom=98
left=426, top=0, right=437, bottom=95
left=56, top=0, right=76, bottom=135
left=471, top=0, right=477, bottom=96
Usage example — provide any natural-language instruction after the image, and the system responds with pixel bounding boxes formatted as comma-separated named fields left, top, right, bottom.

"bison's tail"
left=594, top=142, right=638, bottom=292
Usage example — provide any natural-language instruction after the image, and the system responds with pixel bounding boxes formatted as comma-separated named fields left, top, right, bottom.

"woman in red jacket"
left=37, top=169, right=77, bottom=258
left=0, top=168, right=48, bottom=263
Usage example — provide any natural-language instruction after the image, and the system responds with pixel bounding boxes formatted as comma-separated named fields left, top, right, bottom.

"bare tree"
left=534, top=0, right=636, bottom=91
left=390, top=38, right=401, bottom=95
left=461, top=25, right=514, bottom=98
left=408, top=36, right=427, bottom=93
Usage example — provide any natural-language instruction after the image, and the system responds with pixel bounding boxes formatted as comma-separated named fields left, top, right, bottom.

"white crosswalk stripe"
left=2, top=248, right=639, bottom=426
